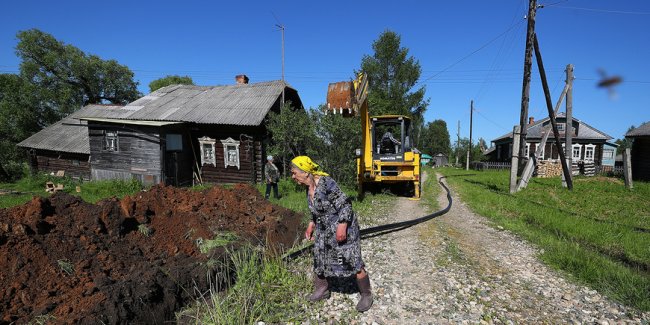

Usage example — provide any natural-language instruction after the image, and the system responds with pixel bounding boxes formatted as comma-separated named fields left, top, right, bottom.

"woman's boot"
left=356, top=274, right=373, bottom=312
left=309, top=273, right=330, bottom=302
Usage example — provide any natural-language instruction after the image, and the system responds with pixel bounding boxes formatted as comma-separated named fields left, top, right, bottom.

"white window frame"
left=538, top=143, right=546, bottom=160
left=104, top=130, right=118, bottom=151
left=220, top=137, right=241, bottom=169
left=198, top=136, right=216, bottom=167
left=584, top=144, right=595, bottom=162
left=557, top=123, right=565, bottom=132
left=572, top=144, right=582, bottom=161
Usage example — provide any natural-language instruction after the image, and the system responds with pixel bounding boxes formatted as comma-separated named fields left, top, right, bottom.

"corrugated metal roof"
left=492, top=113, right=613, bottom=142
left=17, top=104, right=123, bottom=154
left=17, top=80, right=301, bottom=154
left=77, top=80, right=293, bottom=126
left=626, top=121, right=650, bottom=137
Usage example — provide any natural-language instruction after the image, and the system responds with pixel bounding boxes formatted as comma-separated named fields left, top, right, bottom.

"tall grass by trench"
left=177, top=246, right=311, bottom=324
left=438, top=167, right=650, bottom=311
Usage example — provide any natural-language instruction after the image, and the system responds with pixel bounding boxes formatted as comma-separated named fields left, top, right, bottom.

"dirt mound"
left=0, top=184, right=303, bottom=324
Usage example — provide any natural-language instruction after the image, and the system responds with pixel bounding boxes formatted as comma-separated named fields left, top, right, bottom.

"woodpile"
left=536, top=160, right=563, bottom=178
left=535, top=160, right=589, bottom=178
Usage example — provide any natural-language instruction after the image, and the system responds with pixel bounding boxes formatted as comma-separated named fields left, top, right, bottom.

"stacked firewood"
left=536, top=160, right=563, bottom=178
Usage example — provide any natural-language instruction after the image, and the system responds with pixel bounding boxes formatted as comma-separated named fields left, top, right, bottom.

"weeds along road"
left=305, top=172, right=649, bottom=324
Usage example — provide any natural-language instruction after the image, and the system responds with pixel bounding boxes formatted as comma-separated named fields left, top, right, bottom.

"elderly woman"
left=290, top=156, right=372, bottom=312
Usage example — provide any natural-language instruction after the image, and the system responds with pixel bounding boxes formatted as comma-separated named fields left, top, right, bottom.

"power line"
left=549, top=4, right=650, bottom=15
left=415, top=18, right=526, bottom=87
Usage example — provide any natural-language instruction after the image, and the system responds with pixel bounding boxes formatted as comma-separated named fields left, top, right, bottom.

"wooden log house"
left=18, top=77, right=303, bottom=186
left=488, top=114, right=617, bottom=173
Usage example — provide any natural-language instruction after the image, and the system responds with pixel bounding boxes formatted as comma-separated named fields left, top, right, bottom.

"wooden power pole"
left=466, top=100, right=474, bottom=170
left=510, top=0, right=537, bottom=191
left=562, top=64, right=574, bottom=187
left=456, top=120, right=460, bottom=166
left=533, top=33, right=572, bottom=190
left=518, top=0, right=537, bottom=169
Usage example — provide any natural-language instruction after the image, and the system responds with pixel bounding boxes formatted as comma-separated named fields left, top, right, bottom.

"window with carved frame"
left=220, top=137, right=240, bottom=169
left=198, top=136, right=216, bottom=166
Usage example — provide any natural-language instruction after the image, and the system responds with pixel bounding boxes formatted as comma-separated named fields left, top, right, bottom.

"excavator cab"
left=372, top=116, right=412, bottom=159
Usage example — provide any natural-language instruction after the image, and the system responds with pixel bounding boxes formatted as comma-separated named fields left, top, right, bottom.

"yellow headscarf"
left=291, top=156, right=329, bottom=176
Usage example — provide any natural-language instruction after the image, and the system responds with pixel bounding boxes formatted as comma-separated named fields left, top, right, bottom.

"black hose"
left=282, top=175, right=453, bottom=261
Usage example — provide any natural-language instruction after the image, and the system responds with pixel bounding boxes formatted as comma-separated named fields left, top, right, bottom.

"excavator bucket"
left=326, top=81, right=357, bottom=116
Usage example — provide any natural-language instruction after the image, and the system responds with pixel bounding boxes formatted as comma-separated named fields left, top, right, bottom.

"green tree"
left=149, top=75, right=194, bottom=92
left=419, top=119, right=451, bottom=156
left=309, top=108, right=361, bottom=186
left=360, top=30, right=429, bottom=143
left=16, top=29, right=140, bottom=122
left=0, top=29, right=141, bottom=181
left=265, top=102, right=317, bottom=176
left=265, top=104, right=361, bottom=187
left=615, top=124, right=641, bottom=155
left=452, top=137, right=487, bottom=168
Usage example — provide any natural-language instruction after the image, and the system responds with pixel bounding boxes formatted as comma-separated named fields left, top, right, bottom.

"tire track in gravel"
left=305, top=172, right=649, bottom=324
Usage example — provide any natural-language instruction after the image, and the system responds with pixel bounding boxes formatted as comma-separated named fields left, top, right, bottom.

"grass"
left=57, top=259, right=74, bottom=275
left=177, top=246, right=310, bottom=324
left=438, top=167, right=650, bottom=311
left=420, top=166, right=442, bottom=213
left=198, top=232, right=239, bottom=254
left=0, top=172, right=143, bottom=208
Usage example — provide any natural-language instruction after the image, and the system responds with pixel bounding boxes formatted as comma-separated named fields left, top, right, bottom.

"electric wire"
left=282, top=176, right=453, bottom=261
left=414, top=18, right=526, bottom=88
left=548, top=5, right=650, bottom=15
left=474, top=0, right=528, bottom=102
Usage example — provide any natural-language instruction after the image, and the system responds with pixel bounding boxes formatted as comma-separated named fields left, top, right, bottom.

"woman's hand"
left=336, top=222, right=347, bottom=242
left=305, top=221, right=315, bottom=240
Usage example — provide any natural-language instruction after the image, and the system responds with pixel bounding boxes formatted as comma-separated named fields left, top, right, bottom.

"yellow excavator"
left=326, top=73, right=421, bottom=199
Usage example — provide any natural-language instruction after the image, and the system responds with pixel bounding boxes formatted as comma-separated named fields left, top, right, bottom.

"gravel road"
left=303, top=172, right=649, bottom=324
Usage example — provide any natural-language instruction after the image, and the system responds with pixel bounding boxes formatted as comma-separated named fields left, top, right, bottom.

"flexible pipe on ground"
left=283, top=176, right=453, bottom=261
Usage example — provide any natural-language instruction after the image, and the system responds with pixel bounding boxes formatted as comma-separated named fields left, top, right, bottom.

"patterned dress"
left=308, top=176, right=365, bottom=277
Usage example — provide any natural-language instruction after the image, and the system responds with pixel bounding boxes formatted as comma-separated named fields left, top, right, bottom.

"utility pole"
left=456, top=120, right=460, bottom=166
left=517, top=0, right=537, bottom=172
left=466, top=100, right=474, bottom=170
left=562, top=64, right=574, bottom=187
left=275, top=23, right=286, bottom=105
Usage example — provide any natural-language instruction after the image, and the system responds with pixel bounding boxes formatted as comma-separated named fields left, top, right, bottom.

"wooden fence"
left=473, top=161, right=623, bottom=177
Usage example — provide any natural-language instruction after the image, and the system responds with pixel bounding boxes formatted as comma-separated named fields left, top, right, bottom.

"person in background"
left=265, top=155, right=280, bottom=199
left=290, top=155, right=373, bottom=312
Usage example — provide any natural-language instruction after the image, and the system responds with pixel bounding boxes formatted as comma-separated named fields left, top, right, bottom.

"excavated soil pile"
left=0, top=184, right=303, bottom=324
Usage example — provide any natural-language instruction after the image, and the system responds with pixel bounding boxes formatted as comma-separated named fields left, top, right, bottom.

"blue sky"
left=1, top=0, right=649, bottom=145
